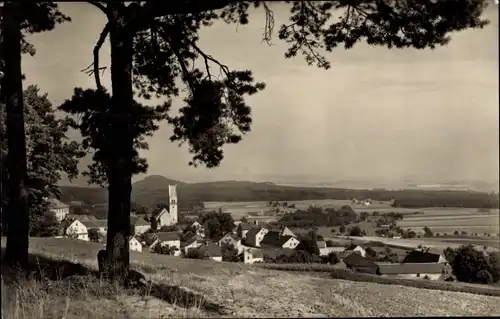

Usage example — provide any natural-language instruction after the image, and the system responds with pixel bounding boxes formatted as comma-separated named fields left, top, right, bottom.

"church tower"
left=168, top=184, right=178, bottom=224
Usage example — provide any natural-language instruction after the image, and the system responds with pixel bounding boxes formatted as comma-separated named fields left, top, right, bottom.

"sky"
left=22, top=2, right=499, bottom=185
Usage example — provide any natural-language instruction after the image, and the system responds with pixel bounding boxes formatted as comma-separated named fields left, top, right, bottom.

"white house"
left=129, top=236, right=143, bottom=252
left=243, top=249, right=264, bottom=264
left=48, top=198, right=70, bottom=222
left=150, top=231, right=181, bottom=256
left=65, top=219, right=89, bottom=241
left=155, top=185, right=178, bottom=227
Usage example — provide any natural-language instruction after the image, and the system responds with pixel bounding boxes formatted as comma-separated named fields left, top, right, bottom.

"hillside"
left=2, top=237, right=499, bottom=317
left=58, top=175, right=500, bottom=209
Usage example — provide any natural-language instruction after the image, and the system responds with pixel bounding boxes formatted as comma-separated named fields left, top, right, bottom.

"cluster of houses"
left=333, top=244, right=453, bottom=281
left=48, top=187, right=453, bottom=280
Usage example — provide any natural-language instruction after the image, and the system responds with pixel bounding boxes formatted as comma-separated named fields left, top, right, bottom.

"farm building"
left=402, top=248, right=448, bottom=264
left=377, top=262, right=450, bottom=280
left=341, top=253, right=379, bottom=275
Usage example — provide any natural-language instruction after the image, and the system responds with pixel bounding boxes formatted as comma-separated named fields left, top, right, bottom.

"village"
left=48, top=184, right=457, bottom=282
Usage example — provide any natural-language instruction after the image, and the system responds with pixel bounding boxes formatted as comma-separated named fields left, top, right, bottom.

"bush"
left=348, top=226, right=363, bottom=237
left=88, top=229, right=101, bottom=242
left=449, top=245, right=500, bottom=284
left=477, top=270, right=494, bottom=284
left=320, top=252, right=340, bottom=265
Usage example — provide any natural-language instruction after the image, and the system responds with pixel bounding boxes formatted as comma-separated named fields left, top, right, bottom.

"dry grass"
left=2, top=237, right=500, bottom=317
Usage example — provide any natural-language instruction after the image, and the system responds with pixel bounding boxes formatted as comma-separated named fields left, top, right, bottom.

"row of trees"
left=1, top=1, right=491, bottom=282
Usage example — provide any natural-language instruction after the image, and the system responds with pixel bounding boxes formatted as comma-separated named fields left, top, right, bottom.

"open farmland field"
left=397, top=214, right=499, bottom=235
left=344, top=236, right=500, bottom=252
left=4, top=237, right=500, bottom=316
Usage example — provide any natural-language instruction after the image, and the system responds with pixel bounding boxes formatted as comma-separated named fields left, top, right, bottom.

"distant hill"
left=58, top=175, right=500, bottom=210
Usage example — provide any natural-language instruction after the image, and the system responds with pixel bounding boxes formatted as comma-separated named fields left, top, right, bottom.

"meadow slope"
left=2, top=237, right=499, bottom=317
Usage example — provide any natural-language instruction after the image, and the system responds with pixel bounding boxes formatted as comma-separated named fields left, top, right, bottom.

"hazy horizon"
left=23, top=2, right=499, bottom=187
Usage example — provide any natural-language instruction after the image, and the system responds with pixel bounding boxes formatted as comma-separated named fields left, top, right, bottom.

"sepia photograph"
left=1, top=1, right=499, bottom=317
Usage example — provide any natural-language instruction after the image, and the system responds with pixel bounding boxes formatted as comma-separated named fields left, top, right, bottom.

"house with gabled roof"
left=218, top=233, right=243, bottom=253
left=130, top=216, right=150, bottom=235
left=129, top=236, right=143, bottom=252
left=150, top=231, right=181, bottom=256
left=245, top=227, right=269, bottom=247
left=181, top=236, right=204, bottom=256
left=63, top=219, right=89, bottom=241
left=238, top=222, right=257, bottom=239
left=342, top=253, right=379, bottom=275
left=197, top=242, right=223, bottom=262
left=65, top=214, right=97, bottom=222
left=260, top=231, right=300, bottom=249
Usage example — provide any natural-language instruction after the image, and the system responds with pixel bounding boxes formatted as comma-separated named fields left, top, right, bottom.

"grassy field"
left=2, top=237, right=500, bottom=317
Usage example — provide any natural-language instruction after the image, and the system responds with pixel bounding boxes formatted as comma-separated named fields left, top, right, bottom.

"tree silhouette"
left=0, top=2, right=70, bottom=268
left=68, top=0, right=490, bottom=281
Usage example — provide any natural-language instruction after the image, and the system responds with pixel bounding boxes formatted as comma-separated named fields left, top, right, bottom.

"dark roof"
left=131, top=216, right=149, bottom=226
left=81, top=220, right=108, bottom=229
left=377, top=262, right=447, bottom=275
left=198, top=242, right=222, bottom=257
left=182, top=236, right=201, bottom=247
left=240, top=222, right=256, bottom=231
left=261, top=231, right=281, bottom=246
left=402, top=250, right=442, bottom=263
left=245, top=227, right=264, bottom=239
left=343, top=253, right=378, bottom=269
left=156, top=231, right=180, bottom=242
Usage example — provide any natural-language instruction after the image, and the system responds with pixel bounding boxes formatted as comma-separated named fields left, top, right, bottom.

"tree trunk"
left=101, top=11, right=134, bottom=282
left=1, top=2, right=30, bottom=269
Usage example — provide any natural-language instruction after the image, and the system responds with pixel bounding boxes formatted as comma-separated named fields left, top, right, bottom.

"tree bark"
left=1, top=2, right=30, bottom=269
left=101, top=6, right=134, bottom=282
